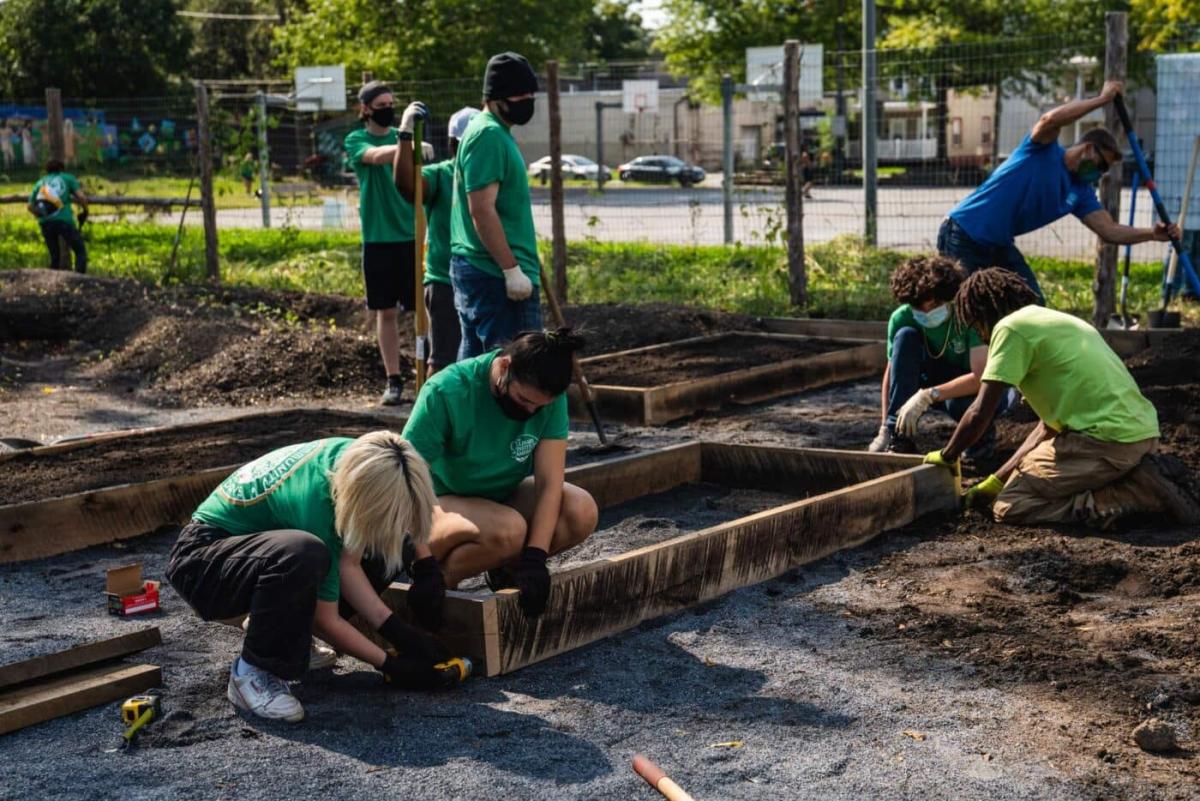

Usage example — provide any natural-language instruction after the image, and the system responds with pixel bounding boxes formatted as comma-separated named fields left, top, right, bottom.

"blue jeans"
left=40, top=220, right=87, bottom=273
left=887, top=327, right=1015, bottom=451
left=450, top=255, right=542, bottom=360
left=937, top=217, right=1044, bottom=304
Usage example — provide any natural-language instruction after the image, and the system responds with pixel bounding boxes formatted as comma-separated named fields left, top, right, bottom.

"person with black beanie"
left=443, top=51, right=543, bottom=359
left=343, top=81, right=426, bottom=406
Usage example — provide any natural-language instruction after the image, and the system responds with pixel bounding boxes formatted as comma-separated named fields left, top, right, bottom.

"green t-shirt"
left=344, top=127, right=415, bottom=243
left=193, top=438, right=350, bottom=601
left=981, top=306, right=1159, bottom=443
left=401, top=351, right=569, bottom=501
left=886, top=304, right=984, bottom=371
left=29, top=172, right=81, bottom=226
left=422, top=159, right=454, bottom=285
left=450, top=111, right=540, bottom=285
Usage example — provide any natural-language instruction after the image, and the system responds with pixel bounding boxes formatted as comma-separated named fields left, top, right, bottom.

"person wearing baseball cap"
left=343, top=81, right=426, bottom=405
left=395, top=106, right=480, bottom=374
left=445, top=52, right=541, bottom=359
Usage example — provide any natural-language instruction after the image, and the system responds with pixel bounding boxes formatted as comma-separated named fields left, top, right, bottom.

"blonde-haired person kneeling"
left=166, top=431, right=451, bottom=723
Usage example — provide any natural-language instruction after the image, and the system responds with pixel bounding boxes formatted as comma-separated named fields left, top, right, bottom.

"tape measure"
left=121, top=693, right=162, bottom=744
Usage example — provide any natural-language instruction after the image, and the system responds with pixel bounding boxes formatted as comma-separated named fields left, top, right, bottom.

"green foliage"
left=0, top=0, right=191, bottom=97
left=1131, top=0, right=1200, bottom=54
left=585, top=1, right=654, bottom=63
left=185, top=0, right=276, bottom=81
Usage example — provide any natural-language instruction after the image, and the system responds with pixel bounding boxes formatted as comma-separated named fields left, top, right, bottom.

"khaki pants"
left=993, top=432, right=1159, bottom=525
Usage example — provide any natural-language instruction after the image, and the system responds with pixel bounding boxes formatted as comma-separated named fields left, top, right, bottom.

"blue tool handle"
left=1113, top=94, right=1188, bottom=259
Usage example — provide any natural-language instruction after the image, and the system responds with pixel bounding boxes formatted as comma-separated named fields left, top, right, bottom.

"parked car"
left=528, top=154, right=611, bottom=183
left=617, top=155, right=706, bottom=186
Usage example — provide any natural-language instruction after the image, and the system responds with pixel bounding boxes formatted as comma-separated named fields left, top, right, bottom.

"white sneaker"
left=227, top=661, right=305, bottom=722
left=241, top=616, right=338, bottom=671
left=868, top=424, right=892, bottom=453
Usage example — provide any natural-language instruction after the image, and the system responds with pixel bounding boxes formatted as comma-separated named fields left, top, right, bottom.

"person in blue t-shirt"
left=938, top=81, right=1179, bottom=303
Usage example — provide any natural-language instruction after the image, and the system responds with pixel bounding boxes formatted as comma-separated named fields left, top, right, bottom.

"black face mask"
left=370, top=106, right=396, bottom=127
left=501, top=98, right=535, bottom=126
left=493, top=371, right=535, bottom=421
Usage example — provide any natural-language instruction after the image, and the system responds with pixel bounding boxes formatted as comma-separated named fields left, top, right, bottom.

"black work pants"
left=40, top=220, right=87, bottom=273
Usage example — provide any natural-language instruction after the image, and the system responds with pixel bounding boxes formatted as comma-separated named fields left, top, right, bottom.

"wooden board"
left=0, top=465, right=235, bottom=563
left=0, top=663, right=161, bottom=736
left=366, top=589, right=500, bottom=677
left=0, top=629, right=161, bottom=691
left=568, top=333, right=885, bottom=425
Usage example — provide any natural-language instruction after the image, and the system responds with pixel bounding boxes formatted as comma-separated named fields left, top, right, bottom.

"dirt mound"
left=563, top=302, right=763, bottom=355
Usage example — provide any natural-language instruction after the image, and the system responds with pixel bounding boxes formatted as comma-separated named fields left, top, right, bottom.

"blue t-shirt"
left=949, top=135, right=1103, bottom=246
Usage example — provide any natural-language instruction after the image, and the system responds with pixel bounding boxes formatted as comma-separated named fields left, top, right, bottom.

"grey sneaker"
left=380, top=382, right=403, bottom=406
left=868, top=424, right=892, bottom=453
left=226, top=662, right=305, bottom=722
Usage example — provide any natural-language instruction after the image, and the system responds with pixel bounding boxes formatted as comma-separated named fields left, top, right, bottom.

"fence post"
left=195, top=82, right=220, bottom=282
left=595, top=101, right=605, bottom=193
left=784, top=40, right=807, bottom=307
left=44, top=88, right=70, bottom=269
left=721, top=74, right=734, bottom=245
left=256, top=90, right=271, bottom=229
left=1094, top=12, right=1127, bottom=328
left=547, top=61, right=568, bottom=304
left=862, top=0, right=878, bottom=247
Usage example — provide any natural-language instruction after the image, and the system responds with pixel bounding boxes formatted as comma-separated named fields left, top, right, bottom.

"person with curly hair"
left=869, top=255, right=1013, bottom=455
left=922, top=268, right=1200, bottom=528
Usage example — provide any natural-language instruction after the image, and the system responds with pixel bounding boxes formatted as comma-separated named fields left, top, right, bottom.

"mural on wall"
left=0, top=105, right=198, bottom=169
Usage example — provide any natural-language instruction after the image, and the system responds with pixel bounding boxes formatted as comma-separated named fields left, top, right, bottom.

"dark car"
left=617, top=155, right=706, bottom=187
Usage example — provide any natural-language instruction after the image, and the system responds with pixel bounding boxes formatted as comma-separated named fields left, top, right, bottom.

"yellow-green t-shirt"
left=422, top=159, right=454, bottom=286
left=981, top=306, right=1159, bottom=443
left=401, top=351, right=568, bottom=501
left=344, top=127, right=415, bottom=243
left=449, top=111, right=540, bottom=285
left=193, top=438, right=350, bottom=601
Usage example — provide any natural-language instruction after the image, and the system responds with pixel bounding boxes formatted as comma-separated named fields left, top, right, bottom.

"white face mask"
left=913, top=303, right=950, bottom=328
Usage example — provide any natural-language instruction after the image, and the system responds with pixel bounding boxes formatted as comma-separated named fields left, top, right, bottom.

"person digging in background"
left=166, top=431, right=458, bottom=723
left=394, top=105, right=480, bottom=374
left=402, top=329, right=599, bottom=617
left=449, top=52, right=543, bottom=358
left=938, top=80, right=1179, bottom=304
left=922, top=268, right=1200, bottom=528
left=28, top=159, right=89, bottom=273
left=344, top=81, right=423, bottom=405
left=869, top=255, right=1015, bottom=457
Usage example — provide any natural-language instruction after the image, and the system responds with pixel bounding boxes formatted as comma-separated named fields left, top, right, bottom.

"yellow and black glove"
left=964, top=474, right=1004, bottom=511
left=923, top=449, right=962, bottom=494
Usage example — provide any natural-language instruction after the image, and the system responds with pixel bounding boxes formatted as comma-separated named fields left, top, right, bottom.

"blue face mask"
left=1076, top=160, right=1102, bottom=185
left=913, top=303, right=950, bottom=328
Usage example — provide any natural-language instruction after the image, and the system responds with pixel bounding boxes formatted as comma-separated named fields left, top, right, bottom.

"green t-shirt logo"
left=219, top=441, right=322, bottom=503
left=509, top=434, right=539, bottom=463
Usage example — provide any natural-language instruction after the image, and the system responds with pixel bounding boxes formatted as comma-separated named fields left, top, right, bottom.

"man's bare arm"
left=1031, top=80, right=1122, bottom=144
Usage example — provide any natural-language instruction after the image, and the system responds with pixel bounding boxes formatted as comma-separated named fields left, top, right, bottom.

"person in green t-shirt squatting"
left=394, top=105, right=480, bottom=374
left=869, top=255, right=1016, bottom=457
left=28, top=159, right=89, bottom=273
left=166, top=431, right=462, bottom=723
left=448, top=52, right=544, bottom=360
left=344, top=82, right=425, bottom=406
left=922, top=268, right=1200, bottom=528
left=401, top=329, right=599, bottom=617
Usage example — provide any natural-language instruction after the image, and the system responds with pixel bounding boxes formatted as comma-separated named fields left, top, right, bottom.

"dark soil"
left=0, top=409, right=398, bottom=504
left=1125, top=328, right=1200, bottom=471
left=584, top=334, right=850, bottom=388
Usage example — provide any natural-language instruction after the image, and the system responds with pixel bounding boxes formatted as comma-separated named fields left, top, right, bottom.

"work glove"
left=512, top=546, right=551, bottom=617
left=502, top=266, right=534, bottom=301
left=964, top=474, right=1005, bottom=511
left=406, top=555, right=446, bottom=632
left=399, top=101, right=428, bottom=137
left=380, top=653, right=446, bottom=690
left=867, top=424, right=891, bottom=453
left=377, top=612, right=450, bottom=664
left=924, top=449, right=962, bottom=494
left=896, top=389, right=935, bottom=438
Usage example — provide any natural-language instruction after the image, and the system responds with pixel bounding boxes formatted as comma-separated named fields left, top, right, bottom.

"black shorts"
left=424, top=281, right=462, bottom=368
left=362, top=241, right=417, bottom=310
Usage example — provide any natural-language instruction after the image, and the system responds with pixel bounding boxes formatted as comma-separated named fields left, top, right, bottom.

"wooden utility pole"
left=1094, top=11, right=1127, bottom=328
left=194, top=82, right=220, bottom=282
left=784, top=40, right=807, bottom=307
left=547, top=60, right=568, bottom=304
left=45, top=89, right=65, bottom=162
left=862, top=0, right=878, bottom=246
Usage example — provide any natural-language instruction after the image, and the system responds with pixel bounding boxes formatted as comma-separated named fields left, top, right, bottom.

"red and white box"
left=105, top=564, right=161, bottom=616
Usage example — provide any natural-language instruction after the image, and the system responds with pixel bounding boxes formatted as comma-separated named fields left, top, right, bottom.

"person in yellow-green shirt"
left=923, top=269, right=1200, bottom=527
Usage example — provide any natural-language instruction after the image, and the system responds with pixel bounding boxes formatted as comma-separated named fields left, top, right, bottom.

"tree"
left=185, top=0, right=277, bottom=80
left=272, top=0, right=593, bottom=87
left=0, top=0, right=192, bottom=97
left=585, top=1, right=654, bottom=63
left=1130, top=0, right=1200, bottom=54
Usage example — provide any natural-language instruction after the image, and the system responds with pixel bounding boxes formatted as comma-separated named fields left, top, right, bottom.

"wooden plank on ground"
left=760, top=317, right=886, bottom=340
left=700, top=442, right=922, bottom=494
left=0, top=465, right=235, bottom=563
left=564, top=442, right=702, bottom=510
left=491, top=462, right=957, bottom=674
left=0, top=629, right=161, bottom=691
left=0, top=663, right=161, bottom=736
left=368, top=587, right=500, bottom=676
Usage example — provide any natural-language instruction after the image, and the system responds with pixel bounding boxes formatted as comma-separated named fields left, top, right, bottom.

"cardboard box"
left=106, top=564, right=161, bottom=616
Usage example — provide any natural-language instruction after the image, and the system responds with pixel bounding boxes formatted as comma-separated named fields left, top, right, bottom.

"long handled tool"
left=1165, top=134, right=1200, bottom=305
left=538, top=266, right=607, bottom=445
left=412, top=120, right=430, bottom=391
left=1112, top=93, right=1200, bottom=309
left=1113, top=170, right=1139, bottom=329
left=168, top=166, right=197, bottom=277
left=633, top=755, right=696, bottom=801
